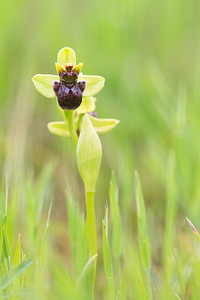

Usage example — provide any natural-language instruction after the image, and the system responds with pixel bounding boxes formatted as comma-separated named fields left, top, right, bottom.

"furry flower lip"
left=53, top=63, right=87, bottom=110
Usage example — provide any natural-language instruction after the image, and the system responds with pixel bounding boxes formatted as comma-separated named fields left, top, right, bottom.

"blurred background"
left=1, top=0, right=200, bottom=297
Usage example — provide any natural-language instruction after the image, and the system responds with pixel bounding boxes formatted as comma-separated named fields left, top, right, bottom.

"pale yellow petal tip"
left=89, top=117, right=120, bottom=134
left=32, top=74, right=38, bottom=82
left=47, top=121, right=70, bottom=138
left=73, top=63, right=83, bottom=74
left=58, top=47, right=75, bottom=54
left=47, top=122, right=52, bottom=130
left=55, top=63, right=65, bottom=75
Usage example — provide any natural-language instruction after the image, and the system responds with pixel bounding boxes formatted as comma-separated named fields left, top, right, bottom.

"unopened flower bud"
left=77, top=114, right=102, bottom=192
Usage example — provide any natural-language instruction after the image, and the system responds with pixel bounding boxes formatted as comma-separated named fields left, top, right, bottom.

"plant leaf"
left=13, top=234, right=21, bottom=267
left=2, top=233, right=11, bottom=270
left=76, top=97, right=96, bottom=115
left=1, top=288, right=34, bottom=299
left=78, top=75, right=105, bottom=97
left=135, top=171, right=151, bottom=271
left=57, top=47, right=76, bottom=68
left=102, top=210, right=113, bottom=279
left=78, top=254, right=98, bottom=284
left=32, top=74, right=59, bottom=98
left=47, top=121, right=70, bottom=138
left=102, top=209, right=115, bottom=300
left=0, top=259, right=33, bottom=290
left=66, top=194, right=87, bottom=275
left=109, top=172, right=122, bottom=258
left=89, top=116, right=119, bottom=133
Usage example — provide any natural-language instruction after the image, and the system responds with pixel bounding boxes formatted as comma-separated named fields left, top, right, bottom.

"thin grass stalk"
left=135, top=171, right=152, bottom=300
left=86, top=191, right=97, bottom=299
left=108, top=277, right=115, bottom=300
left=163, top=151, right=176, bottom=297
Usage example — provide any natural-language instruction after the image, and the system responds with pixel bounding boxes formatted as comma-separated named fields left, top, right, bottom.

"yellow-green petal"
left=55, top=63, right=65, bottom=75
left=47, top=121, right=70, bottom=138
left=32, top=74, right=59, bottom=98
left=73, top=63, right=83, bottom=74
left=76, top=97, right=96, bottom=115
left=57, top=47, right=76, bottom=68
left=89, top=116, right=120, bottom=133
left=78, top=75, right=105, bottom=97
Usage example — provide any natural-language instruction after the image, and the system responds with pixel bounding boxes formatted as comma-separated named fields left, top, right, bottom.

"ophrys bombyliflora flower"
left=32, top=47, right=105, bottom=110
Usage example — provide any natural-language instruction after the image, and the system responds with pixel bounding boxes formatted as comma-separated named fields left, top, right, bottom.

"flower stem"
left=86, top=191, right=97, bottom=299
left=146, top=269, right=153, bottom=300
left=63, top=110, right=78, bottom=146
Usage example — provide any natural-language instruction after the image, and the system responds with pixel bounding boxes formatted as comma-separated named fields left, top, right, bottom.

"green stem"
left=86, top=191, right=97, bottom=257
left=108, top=277, right=115, bottom=300
left=114, top=255, right=120, bottom=290
left=63, top=110, right=78, bottom=146
left=86, top=191, right=97, bottom=299
left=146, top=269, right=152, bottom=300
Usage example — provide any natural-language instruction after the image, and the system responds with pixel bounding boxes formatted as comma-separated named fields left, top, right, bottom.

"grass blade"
left=163, top=151, right=176, bottom=296
left=102, top=208, right=115, bottom=300
left=2, top=234, right=11, bottom=271
left=109, top=172, right=122, bottom=258
left=0, top=259, right=33, bottom=290
left=78, top=254, right=98, bottom=284
left=186, top=217, right=200, bottom=242
left=135, top=171, right=152, bottom=300
left=13, top=234, right=21, bottom=267
left=1, top=288, right=34, bottom=299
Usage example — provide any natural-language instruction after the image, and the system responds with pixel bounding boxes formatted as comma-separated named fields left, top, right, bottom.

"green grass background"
left=1, top=0, right=200, bottom=299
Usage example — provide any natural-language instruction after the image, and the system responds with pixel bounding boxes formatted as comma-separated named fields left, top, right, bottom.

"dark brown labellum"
left=52, top=70, right=86, bottom=110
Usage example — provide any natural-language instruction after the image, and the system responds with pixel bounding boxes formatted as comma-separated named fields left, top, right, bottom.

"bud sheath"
left=77, top=114, right=102, bottom=193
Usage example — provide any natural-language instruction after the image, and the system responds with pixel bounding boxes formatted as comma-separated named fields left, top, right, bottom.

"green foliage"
left=135, top=171, right=152, bottom=300
left=66, top=194, right=87, bottom=275
left=109, top=172, right=122, bottom=258
left=135, top=171, right=151, bottom=271
left=0, top=259, right=32, bottom=291
left=102, top=209, right=115, bottom=300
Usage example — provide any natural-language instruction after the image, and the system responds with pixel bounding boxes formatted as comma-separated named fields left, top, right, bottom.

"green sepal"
left=76, top=114, right=102, bottom=192
left=57, top=47, right=76, bottom=68
left=32, top=74, right=59, bottom=98
left=89, top=116, right=120, bottom=133
left=78, top=75, right=105, bottom=97
left=47, top=121, right=70, bottom=138
left=76, top=97, right=96, bottom=115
